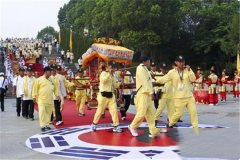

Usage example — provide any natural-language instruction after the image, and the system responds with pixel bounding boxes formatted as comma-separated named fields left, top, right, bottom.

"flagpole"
left=69, top=28, right=73, bottom=52
left=58, top=30, right=61, bottom=45
left=237, top=51, right=240, bottom=76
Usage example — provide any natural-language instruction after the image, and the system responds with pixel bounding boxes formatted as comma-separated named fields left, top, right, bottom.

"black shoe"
left=17, top=113, right=20, bottom=117
left=23, top=116, right=28, bottom=119
left=31, top=118, right=34, bottom=121
left=155, top=120, right=158, bottom=127
left=101, top=113, right=105, bottom=118
left=41, top=127, right=46, bottom=132
left=166, top=124, right=174, bottom=128
left=45, top=126, right=51, bottom=130
left=178, top=119, right=183, bottom=122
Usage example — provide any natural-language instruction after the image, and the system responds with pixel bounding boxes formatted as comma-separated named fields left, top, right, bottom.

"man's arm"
left=137, top=66, right=153, bottom=94
left=157, top=70, right=172, bottom=84
left=32, top=79, right=39, bottom=102
left=63, top=76, right=75, bottom=88
left=188, top=70, right=196, bottom=82
left=54, top=77, right=60, bottom=98
left=100, top=71, right=111, bottom=84
left=12, top=77, right=17, bottom=96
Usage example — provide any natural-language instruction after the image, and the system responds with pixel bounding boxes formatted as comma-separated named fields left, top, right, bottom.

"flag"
left=51, top=35, right=53, bottom=43
left=237, top=51, right=240, bottom=76
left=58, top=30, right=61, bottom=45
left=69, top=30, right=73, bottom=52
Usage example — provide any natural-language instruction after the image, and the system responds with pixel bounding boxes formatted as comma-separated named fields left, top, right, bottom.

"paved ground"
left=0, top=95, right=239, bottom=160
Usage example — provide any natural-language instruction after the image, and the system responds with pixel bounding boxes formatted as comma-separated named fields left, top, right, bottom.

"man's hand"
left=33, top=98, right=36, bottom=103
left=56, top=96, right=61, bottom=101
left=186, top=65, right=191, bottom=71
left=107, top=66, right=114, bottom=74
left=151, top=94, right=155, bottom=101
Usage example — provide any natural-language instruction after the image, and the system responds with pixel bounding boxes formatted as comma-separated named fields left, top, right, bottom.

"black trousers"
left=120, top=95, right=131, bottom=117
left=54, top=100, right=62, bottom=122
left=0, top=91, right=4, bottom=111
left=153, top=93, right=159, bottom=109
left=16, top=97, right=22, bottom=115
left=22, top=100, right=34, bottom=118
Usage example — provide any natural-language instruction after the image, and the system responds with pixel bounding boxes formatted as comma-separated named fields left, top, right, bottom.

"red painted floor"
left=35, top=99, right=178, bottom=147
left=79, top=128, right=177, bottom=147
left=54, top=100, right=135, bottom=128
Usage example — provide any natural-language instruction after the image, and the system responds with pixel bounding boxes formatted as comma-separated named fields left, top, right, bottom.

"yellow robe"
left=130, top=64, right=161, bottom=136
left=75, top=76, right=89, bottom=114
left=93, top=71, right=120, bottom=126
left=32, top=76, right=57, bottom=127
left=158, top=68, right=198, bottom=134
left=155, top=80, right=174, bottom=120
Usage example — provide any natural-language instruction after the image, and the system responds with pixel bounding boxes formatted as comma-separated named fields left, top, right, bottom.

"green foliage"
left=37, top=26, right=58, bottom=41
left=57, top=0, right=239, bottom=72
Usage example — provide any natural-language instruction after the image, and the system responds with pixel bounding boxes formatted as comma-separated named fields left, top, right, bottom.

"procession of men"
left=0, top=38, right=239, bottom=139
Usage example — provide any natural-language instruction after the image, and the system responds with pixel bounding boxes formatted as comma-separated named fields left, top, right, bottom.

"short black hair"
left=140, top=54, right=151, bottom=62
left=175, top=55, right=185, bottom=62
left=43, top=66, right=52, bottom=72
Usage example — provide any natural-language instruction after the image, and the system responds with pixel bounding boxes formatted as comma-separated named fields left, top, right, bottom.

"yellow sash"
left=24, top=76, right=28, bottom=97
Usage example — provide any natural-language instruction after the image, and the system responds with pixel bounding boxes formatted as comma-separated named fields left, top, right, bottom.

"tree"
left=180, top=0, right=239, bottom=73
left=57, top=0, right=240, bottom=72
left=37, top=26, right=58, bottom=42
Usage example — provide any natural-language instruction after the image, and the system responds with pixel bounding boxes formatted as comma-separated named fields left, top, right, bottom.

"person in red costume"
left=233, top=70, right=240, bottom=98
left=219, top=71, right=228, bottom=101
left=208, top=66, right=219, bottom=105
left=194, top=67, right=204, bottom=91
left=193, top=67, right=204, bottom=104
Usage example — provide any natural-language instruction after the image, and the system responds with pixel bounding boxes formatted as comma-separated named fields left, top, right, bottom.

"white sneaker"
left=128, top=125, right=138, bottom=137
left=149, top=134, right=157, bottom=138
left=78, top=113, right=85, bottom=117
left=91, top=124, right=97, bottom=131
left=160, top=128, right=167, bottom=133
left=121, top=117, right=126, bottom=120
left=113, top=126, right=123, bottom=133
left=209, top=104, right=214, bottom=106
left=56, top=121, right=63, bottom=126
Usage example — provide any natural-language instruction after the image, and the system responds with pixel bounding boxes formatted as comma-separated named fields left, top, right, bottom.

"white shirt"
left=66, top=52, right=70, bottom=58
left=122, top=71, right=134, bottom=95
left=51, top=74, right=67, bottom=100
left=61, top=50, right=65, bottom=55
left=22, top=76, right=35, bottom=100
left=78, top=58, right=82, bottom=65
left=13, top=76, right=24, bottom=98
left=58, top=74, right=67, bottom=97
left=70, top=53, right=74, bottom=60
left=0, top=76, right=8, bottom=89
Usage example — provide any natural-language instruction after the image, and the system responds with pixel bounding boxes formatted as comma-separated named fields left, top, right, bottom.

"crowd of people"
left=0, top=38, right=239, bottom=138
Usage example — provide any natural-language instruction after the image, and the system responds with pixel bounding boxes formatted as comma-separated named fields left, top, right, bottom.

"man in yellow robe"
left=157, top=55, right=199, bottom=134
left=75, top=69, right=89, bottom=116
left=32, top=66, right=59, bottom=132
left=91, top=62, right=122, bottom=133
left=128, top=55, right=166, bottom=138
left=154, top=65, right=175, bottom=125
